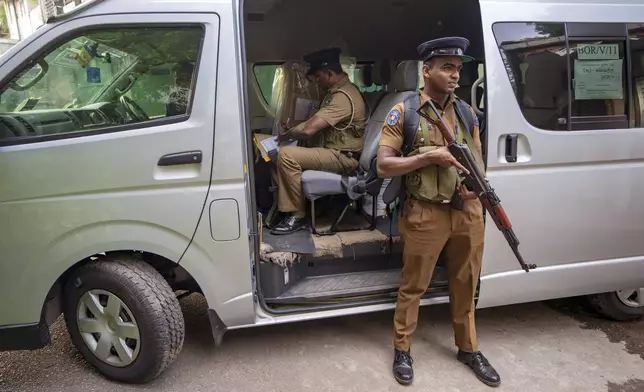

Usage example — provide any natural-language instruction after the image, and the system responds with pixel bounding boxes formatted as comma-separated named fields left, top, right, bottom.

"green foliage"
left=0, top=1, right=9, bottom=38
left=87, top=27, right=204, bottom=66
left=532, top=23, right=565, bottom=38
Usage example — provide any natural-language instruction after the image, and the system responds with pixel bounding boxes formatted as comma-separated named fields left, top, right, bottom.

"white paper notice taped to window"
left=577, top=44, right=619, bottom=60
left=574, top=59, right=624, bottom=100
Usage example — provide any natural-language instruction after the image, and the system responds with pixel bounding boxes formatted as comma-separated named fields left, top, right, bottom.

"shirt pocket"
left=411, top=128, right=426, bottom=150
left=428, top=125, right=445, bottom=147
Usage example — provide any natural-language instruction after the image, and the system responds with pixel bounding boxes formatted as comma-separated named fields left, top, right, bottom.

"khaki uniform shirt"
left=313, top=75, right=366, bottom=152
left=380, top=91, right=482, bottom=156
left=379, top=91, right=483, bottom=201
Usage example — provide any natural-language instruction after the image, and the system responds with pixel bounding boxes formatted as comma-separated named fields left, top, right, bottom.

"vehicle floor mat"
left=271, top=266, right=448, bottom=302
left=278, top=269, right=402, bottom=299
left=262, top=227, right=317, bottom=254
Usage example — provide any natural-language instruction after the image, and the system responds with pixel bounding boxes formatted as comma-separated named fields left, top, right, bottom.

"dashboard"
left=0, top=101, right=135, bottom=140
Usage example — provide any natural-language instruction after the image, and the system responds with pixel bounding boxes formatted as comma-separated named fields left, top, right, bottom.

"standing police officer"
left=377, top=37, right=501, bottom=387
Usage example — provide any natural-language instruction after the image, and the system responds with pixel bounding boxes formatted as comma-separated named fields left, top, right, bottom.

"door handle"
left=158, top=150, right=202, bottom=166
left=505, top=134, right=518, bottom=163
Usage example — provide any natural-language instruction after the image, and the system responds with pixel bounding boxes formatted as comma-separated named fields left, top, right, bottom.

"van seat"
left=362, top=60, right=394, bottom=116
left=301, top=60, right=419, bottom=235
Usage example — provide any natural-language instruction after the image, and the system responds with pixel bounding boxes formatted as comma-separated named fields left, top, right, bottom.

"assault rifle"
left=418, top=99, right=536, bottom=273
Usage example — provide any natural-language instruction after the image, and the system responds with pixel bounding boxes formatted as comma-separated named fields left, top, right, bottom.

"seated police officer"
left=271, top=48, right=366, bottom=235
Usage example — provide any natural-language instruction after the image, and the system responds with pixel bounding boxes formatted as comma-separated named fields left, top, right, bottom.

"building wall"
left=0, top=0, right=85, bottom=44
left=0, top=37, right=18, bottom=54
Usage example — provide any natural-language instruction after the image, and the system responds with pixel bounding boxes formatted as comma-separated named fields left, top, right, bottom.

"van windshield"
left=0, top=36, right=137, bottom=112
left=0, top=26, right=203, bottom=142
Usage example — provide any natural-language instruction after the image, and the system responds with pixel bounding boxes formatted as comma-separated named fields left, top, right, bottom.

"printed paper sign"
left=577, top=44, right=620, bottom=60
left=574, top=59, right=623, bottom=100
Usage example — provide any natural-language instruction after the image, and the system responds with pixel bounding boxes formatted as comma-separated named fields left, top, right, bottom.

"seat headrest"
left=457, top=61, right=479, bottom=87
left=392, top=60, right=419, bottom=92
left=372, top=59, right=393, bottom=86
left=358, top=64, right=373, bottom=88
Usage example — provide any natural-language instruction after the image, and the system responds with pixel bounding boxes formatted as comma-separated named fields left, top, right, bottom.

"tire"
left=63, top=256, right=185, bottom=384
left=587, top=290, right=644, bottom=322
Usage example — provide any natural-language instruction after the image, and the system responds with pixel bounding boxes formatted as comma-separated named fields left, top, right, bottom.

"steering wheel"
left=1, top=115, right=31, bottom=137
left=119, top=95, right=149, bottom=122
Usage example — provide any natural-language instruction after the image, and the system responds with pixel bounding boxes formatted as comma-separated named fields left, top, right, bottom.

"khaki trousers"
left=393, top=197, right=485, bottom=353
left=276, top=146, right=358, bottom=215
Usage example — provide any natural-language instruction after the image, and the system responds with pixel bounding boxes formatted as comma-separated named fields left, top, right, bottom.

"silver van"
left=1, top=0, right=643, bottom=384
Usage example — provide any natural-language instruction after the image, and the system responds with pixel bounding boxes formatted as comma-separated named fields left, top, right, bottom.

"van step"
left=268, top=268, right=447, bottom=303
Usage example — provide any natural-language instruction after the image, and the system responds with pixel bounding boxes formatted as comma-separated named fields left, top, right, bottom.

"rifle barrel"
left=416, top=98, right=536, bottom=273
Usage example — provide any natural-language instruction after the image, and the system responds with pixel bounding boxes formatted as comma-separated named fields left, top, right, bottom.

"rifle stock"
left=418, top=99, right=536, bottom=273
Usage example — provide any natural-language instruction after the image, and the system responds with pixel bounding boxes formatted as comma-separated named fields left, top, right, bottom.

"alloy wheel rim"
left=616, top=288, right=644, bottom=309
left=76, top=289, right=141, bottom=367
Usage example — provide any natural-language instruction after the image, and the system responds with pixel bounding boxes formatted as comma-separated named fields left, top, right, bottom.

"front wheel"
left=587, top=288, right=643, bottom=321
left=63, top=257, right=185, bottom=384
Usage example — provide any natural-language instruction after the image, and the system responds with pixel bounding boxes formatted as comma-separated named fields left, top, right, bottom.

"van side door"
left=477, top=1, right=644, bottom=308
left=0, top=12, right=219, bottom=327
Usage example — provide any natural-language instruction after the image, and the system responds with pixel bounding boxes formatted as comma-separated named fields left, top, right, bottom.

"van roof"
left=49, top=0, right=644, bottom=24
left=47, top=0, right=644, bottom=62
left=46, top=0, right=222, bottom=23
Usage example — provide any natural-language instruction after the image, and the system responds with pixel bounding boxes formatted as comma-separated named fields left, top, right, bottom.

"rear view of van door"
left=477, top=0, right=644, bottom=307
left=0, top=12, right=219, bottom=328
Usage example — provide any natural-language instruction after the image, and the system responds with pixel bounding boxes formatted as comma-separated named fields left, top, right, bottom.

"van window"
left=252, top=62, right=385, bottom=106
left=0, top=25, right=204, bottom=143
left=253, top=64, right=280, bottom=105
left=353, top=63, right=387, bottom=92
left=492, top=22, right=644, bottom=131
left=629, top=23, right=644, bottom=128
left=124, top=64, right=178, bottom=118
left=493, top=22, right=570, bottom=131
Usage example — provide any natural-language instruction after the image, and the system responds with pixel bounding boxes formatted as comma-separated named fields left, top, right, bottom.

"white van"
left=0, top=0, right=642, bottom=384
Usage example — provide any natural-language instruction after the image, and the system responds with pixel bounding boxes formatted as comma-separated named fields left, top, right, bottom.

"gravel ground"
left=1, top=294, right=643, bottom=392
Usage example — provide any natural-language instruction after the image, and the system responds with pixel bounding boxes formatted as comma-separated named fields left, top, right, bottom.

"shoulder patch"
left=387, top=109, right=401, bottom=126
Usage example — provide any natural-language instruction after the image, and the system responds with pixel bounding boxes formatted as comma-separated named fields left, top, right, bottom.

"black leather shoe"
left=392, top=349, right=413, bottom=385
left=457, top=350, right=501, bottom=387
left=270, top=214, right=308, bottom=235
